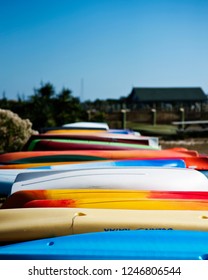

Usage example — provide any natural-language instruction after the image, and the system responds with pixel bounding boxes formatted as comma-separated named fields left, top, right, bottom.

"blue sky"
left=1, top=0, right=208, bottom=101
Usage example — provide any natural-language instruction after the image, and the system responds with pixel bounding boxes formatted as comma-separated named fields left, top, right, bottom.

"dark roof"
left=128, top=87, right=207, bottom=102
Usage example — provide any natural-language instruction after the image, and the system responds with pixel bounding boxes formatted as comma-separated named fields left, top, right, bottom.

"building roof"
left=127, top=87, right=207, bottom=102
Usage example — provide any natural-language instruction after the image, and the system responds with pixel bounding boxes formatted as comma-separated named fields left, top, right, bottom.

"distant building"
left=127, top=87, right=208, bottom=111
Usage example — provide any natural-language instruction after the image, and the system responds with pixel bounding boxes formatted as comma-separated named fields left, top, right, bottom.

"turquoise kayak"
left=0, top=230, right=208, bottom=260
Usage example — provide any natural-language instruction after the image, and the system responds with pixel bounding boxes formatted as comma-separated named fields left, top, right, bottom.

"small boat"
left=22, top=131, right=160, bottom=150
left=1, top=208, right=208, bottom=243
left=0, top=159, right=186, bottom=196
left=10, top=167, right=208, bottom=195
left=21, top=197, right=208, bottom=211
left=0, top=149, right=200, bottom=166
left=3, top=189, right=208, bottom=209
left=62, top=121, right=109, bottom=130
left=1, top=148, right=207, bottom=170
left=24, top=138, right=159, bottom=151
left=0, top=230, right=208, bottom=259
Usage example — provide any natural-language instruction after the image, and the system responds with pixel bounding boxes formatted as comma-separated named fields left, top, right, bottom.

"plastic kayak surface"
left=3, top=189, right=208, bottom=209
left=61, top=121, right=109, bottom=130
left=0, top=159, right=186, bottom=196
left=108, top=128, right=140, bottom=135
left=1, top=208, right=208, bottom=243
left=26, top=139, right=159, bottom=151
left=20, top=197, right=208, bottom=210
left=22, top=132, right=160, bottom=149
left=1, top=230, right=208, bottom=260
left=0, top=149, right=200, bottom=165
left=44, top=128, right=139, bottom=134
left=0, top=170, right=66, bottom=196
left=34, top=158, right=186, bottom=169
left=10, top=167, right=208, bottom=194
left=0, top=159, right=187, bottom=171
left=1, top=157, right=208, bottom=170
left=182, top=156, right=208, bottom=170
left=44, top=129, right=108, bottom=134
left=1, top=151, right=208, bottom=170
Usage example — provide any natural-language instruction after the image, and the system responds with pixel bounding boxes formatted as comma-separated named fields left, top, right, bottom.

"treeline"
left=0, top=82, right=110, bottom=131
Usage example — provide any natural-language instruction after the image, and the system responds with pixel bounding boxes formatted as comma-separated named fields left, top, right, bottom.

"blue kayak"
left=0, top=159, right=186, bottom=196
left=30, top=159, right=186, bottom=170
left=0, top=230, right=208, bottom=260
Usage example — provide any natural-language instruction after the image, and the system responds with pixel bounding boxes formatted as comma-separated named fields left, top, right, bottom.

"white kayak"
left=0, top=159, right=186, bottom=196
left=11, top=167, right=208, bottom=194
left=62, top=121, right=109, bottom=130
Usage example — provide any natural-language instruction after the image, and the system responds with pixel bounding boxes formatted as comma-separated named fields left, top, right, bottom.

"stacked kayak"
left=1, top=122, right=208, bottom=260
left=2, top=208, right=208, bottom=244
left=0, top=159, right=186, bottom=196
left=3, top=188, right=208, bottom=210
left=1, top=230, right=208, bottom=260
left=20, top=189, right=208, bottom=202
left=22, top=131, right=160, bottom=151
left=1, top=149, right=208, bottom=170
left=9, top=167, right=208, bottom=193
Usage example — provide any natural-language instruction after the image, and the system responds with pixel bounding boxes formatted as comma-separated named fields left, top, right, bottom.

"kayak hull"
left=1, top=208, right=208, bottom=243
left=10, top=167, right=208, bottom=194
left=0, top=159, right=186, bottom=196
left=1, top=230, right=208, bottom=260
left=3, top=189, right=208, bottom=209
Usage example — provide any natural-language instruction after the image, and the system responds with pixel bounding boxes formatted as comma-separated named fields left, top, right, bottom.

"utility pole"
left=80, top=78, right=84, bottom=102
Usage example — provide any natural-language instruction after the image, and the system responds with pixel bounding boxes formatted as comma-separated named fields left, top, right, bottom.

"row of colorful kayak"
left=1, top=122, right=208, bottom=259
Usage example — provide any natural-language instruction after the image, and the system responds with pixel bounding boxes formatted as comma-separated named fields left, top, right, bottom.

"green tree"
left=54, top=88, right=86, bottom=126
left=28, top=82, right=56, bottom=130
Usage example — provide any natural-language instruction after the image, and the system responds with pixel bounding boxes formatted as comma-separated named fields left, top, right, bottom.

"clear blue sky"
left=1, top=0, right=208, bottom=101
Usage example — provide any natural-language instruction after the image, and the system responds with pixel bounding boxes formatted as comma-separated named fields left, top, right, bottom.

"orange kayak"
left=0, top=149, right=200, bottom=164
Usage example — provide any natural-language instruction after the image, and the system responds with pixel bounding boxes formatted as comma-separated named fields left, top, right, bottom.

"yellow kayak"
left=23, top=198, right=208, bottom=210
left=3, top=189, right=208, bottom=209
left=1, top=208, right=208, bottom=243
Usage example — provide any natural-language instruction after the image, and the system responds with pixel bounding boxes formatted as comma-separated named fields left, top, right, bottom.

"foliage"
left=54, top=88, right=87, bottom=126
left=27, top=82, right=57, bottom=129
left=0, top=82, right=113, bottom=129
left=0, top=109, right=37, bottom=152
left=22, top=82, right=87, bottom=130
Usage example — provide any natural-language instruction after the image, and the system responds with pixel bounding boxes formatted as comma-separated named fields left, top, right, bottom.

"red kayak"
left=0, top=149, right=208, bottom=169
left=0, top=149, right=200, bottom=163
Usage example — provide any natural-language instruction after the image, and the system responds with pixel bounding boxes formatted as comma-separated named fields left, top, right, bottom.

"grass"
left=127, top=122, right=178, bottom=136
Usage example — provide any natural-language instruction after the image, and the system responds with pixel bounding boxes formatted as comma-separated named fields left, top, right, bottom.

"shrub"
left=0, top=109, right=37, bottom=152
